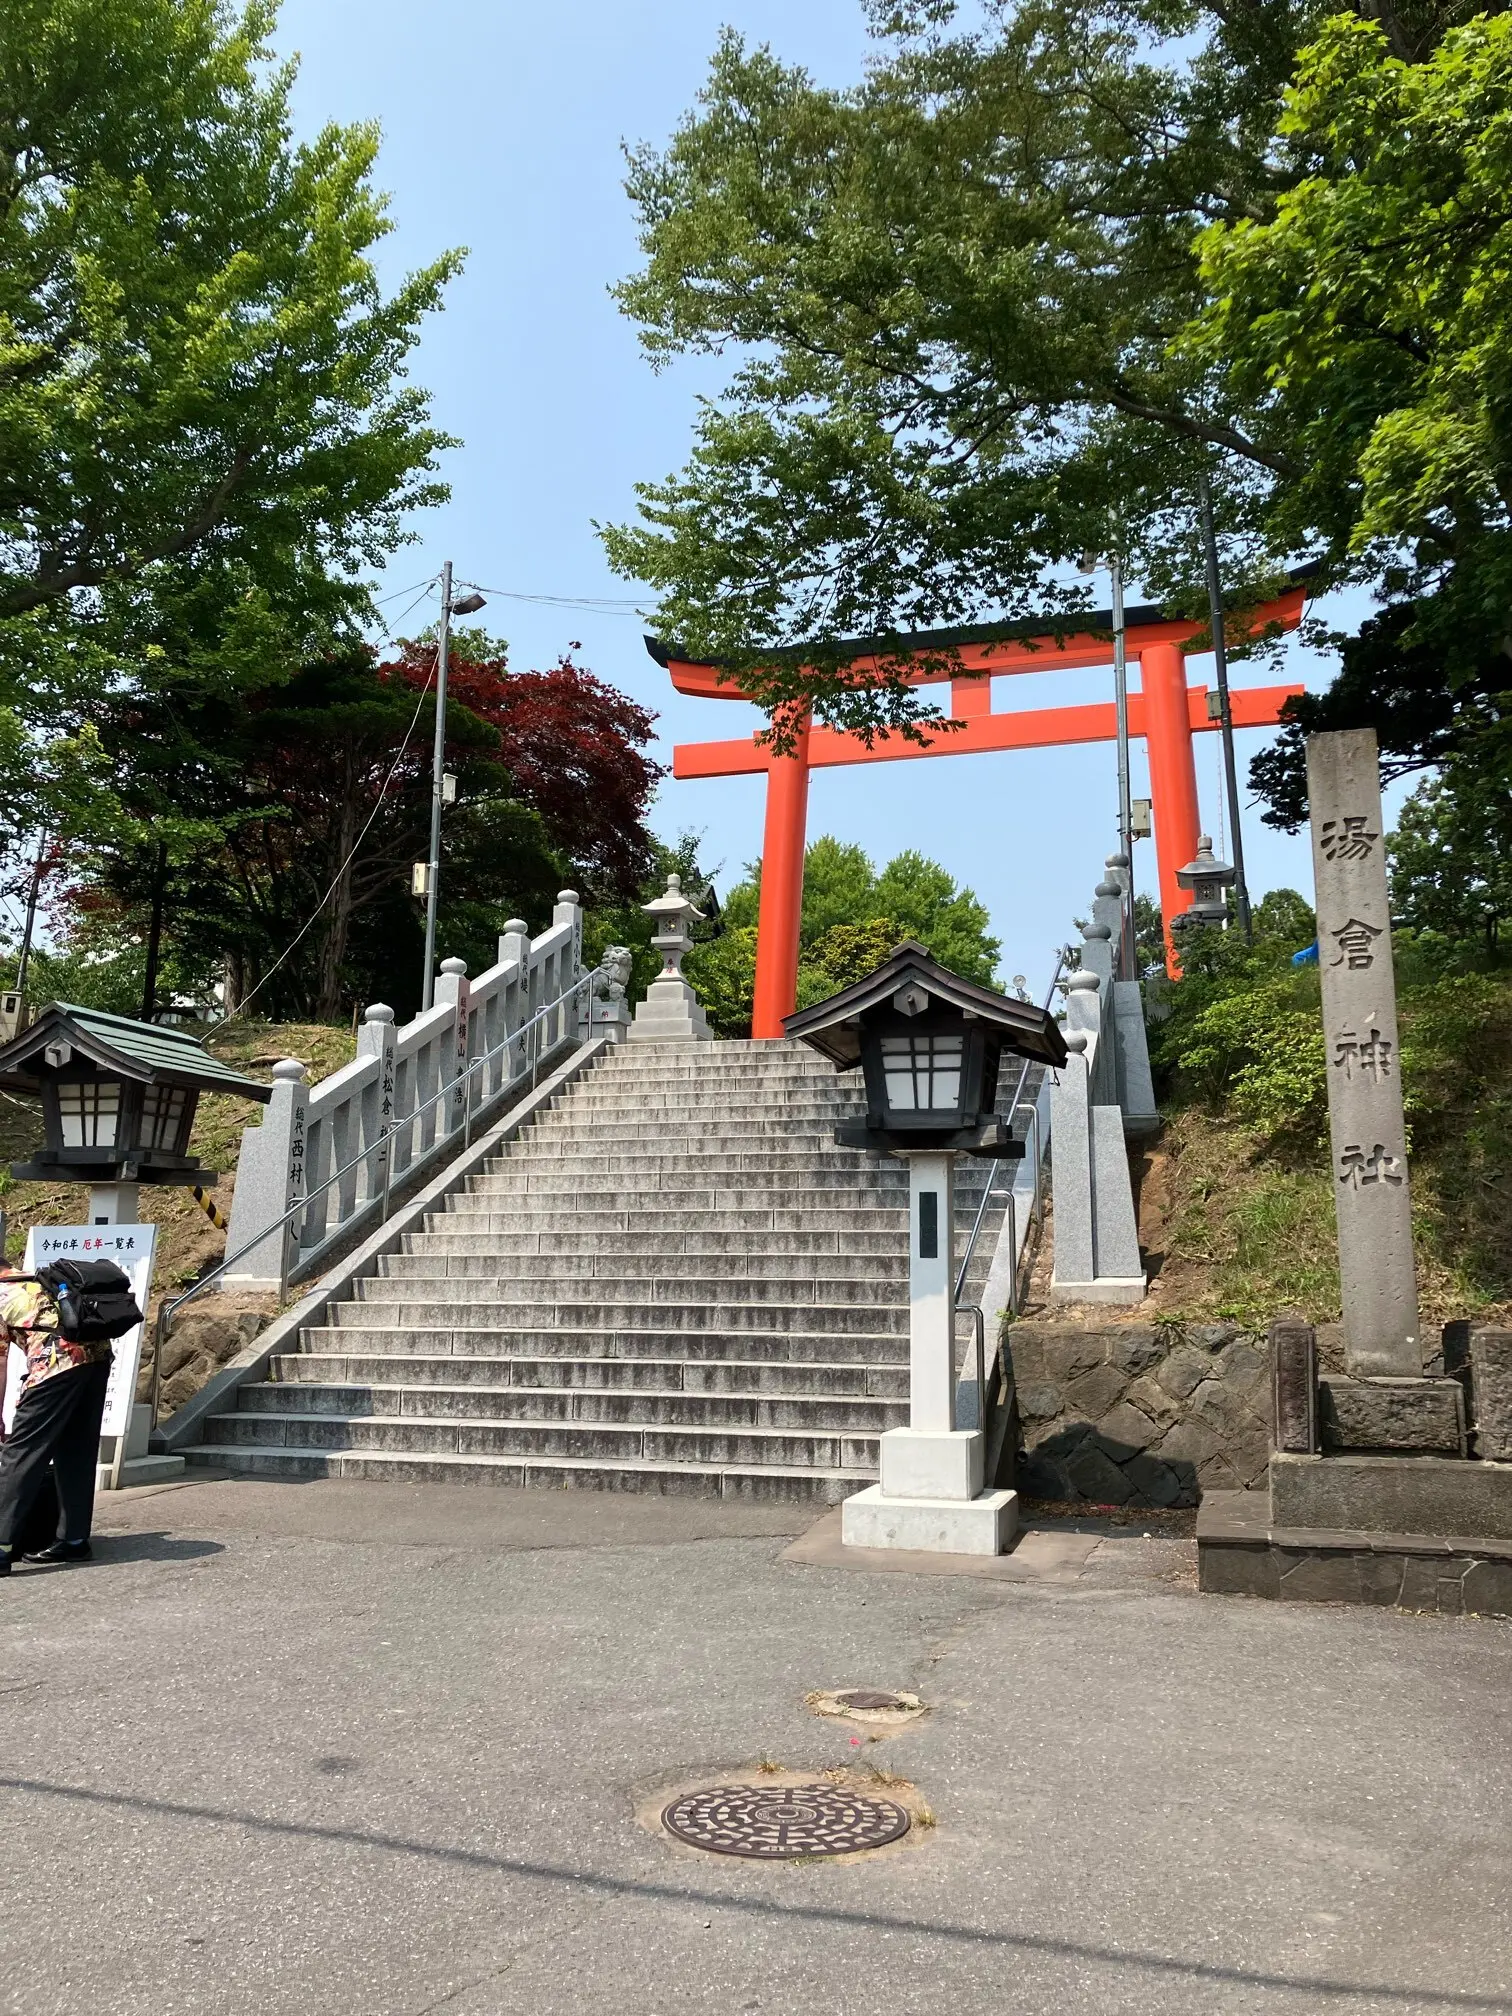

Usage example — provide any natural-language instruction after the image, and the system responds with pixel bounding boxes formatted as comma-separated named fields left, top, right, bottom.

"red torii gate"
left=648, top=577, right=1309, bottom=1038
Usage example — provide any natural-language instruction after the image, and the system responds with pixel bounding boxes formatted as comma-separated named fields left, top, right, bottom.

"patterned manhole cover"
left=661, top=1782, right=910, bottom=1859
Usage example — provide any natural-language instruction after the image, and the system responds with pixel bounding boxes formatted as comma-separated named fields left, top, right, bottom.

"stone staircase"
left=185, top=1040, right=1028, bottom=1502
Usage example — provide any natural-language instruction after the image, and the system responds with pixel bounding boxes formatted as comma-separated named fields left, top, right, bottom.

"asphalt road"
left=2, top=1477, right=1509, bottom=2016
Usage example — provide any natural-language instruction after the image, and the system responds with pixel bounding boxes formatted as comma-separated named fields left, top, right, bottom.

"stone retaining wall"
left=1006, top=1321, right=1272, bottom=1507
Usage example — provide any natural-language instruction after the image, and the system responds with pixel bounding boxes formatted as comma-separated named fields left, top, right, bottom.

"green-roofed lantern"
left=0, top=1002, right=270, bottom=1190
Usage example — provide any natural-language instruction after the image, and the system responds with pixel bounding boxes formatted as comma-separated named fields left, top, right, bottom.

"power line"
left=371, top=579, right=439, bottom=644
left=457, top=581, right=649, bottom=617
left=371, top=573, right=440, bottom=609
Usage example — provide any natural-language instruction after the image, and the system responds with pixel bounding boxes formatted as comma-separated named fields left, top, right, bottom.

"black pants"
left=0, top=1358, right=111, bottom=1549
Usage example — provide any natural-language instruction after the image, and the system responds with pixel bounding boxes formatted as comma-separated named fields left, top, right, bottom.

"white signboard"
left=18, top=1224, right=158, bottom=1439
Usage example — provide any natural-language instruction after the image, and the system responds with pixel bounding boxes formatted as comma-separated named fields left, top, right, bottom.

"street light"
left=420, top=568, right=487, bottom=1011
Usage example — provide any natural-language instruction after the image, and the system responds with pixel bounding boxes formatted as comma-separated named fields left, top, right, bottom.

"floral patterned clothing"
left=0, top=1275, right=110, bottom=1395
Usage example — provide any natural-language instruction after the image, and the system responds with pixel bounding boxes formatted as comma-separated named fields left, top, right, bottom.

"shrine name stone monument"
left=1308, top=729, right=1420, bottom=1376
left=1196, top=729, right=1512, bottom=1616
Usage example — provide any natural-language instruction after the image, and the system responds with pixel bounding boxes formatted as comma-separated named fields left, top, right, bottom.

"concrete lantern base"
left=878, top=1426, right=983, bottom=1501
left=842, top=1484, right=1019, bottom=1556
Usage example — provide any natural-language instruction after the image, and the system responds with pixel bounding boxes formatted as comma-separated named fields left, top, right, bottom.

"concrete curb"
left=152, top=1037, right=612, bottom=1455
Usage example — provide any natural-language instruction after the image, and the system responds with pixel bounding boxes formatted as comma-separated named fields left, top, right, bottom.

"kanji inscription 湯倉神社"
left=1306, top=729, right=1421, bottom=1376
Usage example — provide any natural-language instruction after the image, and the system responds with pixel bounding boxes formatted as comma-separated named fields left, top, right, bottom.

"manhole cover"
left=661, top=1782, right=910, bottom=1860
left=836, top=1690, right=904, bottom=1712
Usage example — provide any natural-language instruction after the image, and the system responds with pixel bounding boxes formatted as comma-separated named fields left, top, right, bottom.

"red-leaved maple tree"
left=381, top=640, right=664, bottom=903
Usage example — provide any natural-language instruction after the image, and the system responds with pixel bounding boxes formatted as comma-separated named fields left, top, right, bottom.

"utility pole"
left=1110, top=552, right=1136, bottom=978
left=420, top=565, right=486, bottom=1011
left=15, top=828, right=47, bottom=999
left=420, top=561, right=453, bottom=1012
left=1196, top=464, right=1253, bottom=940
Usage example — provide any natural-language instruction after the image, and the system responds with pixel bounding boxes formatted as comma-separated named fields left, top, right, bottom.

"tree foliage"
left=607, top=0, right=1512, bottom=900
left=59, top=638, right=663, bottom=1021
left=0, top=0, right=459, bottom=640
left=1389, top=761, right=1512, bottom=955
left=686, top=835, right=999, bottom=1035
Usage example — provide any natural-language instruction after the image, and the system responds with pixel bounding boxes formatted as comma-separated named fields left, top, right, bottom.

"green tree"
left=1187, top=14, right=1512, bottom=822
left=0, top=0, right=461, bottom=987
left=0, top=0, right=458, bottom=637
left=1389, top=764, right=1512, bottom=957
left=604, top=4, right=1504, bottom=742
left=1193, top=14, right=1512, bottom=638
left=685, top=835, right=999, bottom=1034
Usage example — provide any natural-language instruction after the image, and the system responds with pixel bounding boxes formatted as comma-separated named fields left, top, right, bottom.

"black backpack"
left=34, top=1259, right=143, bottom=1343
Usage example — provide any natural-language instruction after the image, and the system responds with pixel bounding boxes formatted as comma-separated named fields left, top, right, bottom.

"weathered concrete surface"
left=1318, top=1376, right=1466, bottom=1456
left=1199, top=1489, right=1512, bottom=1616
left=5, top=1475, right=1510, bottom=2015
left=1271, top=1450, right=1512, bottom=1542
left=1468, top=1327, right=1512, bottom=1462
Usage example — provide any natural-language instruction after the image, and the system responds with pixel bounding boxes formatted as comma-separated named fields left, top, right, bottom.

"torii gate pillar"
left=752, top=707, right=811, bottom=1040
left=1140, top=641, right=1203, bottom=953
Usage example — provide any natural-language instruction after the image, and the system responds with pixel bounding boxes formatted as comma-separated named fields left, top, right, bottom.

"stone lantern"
left=628, top=874, right=713, bottom=1043
left=1173, top=834, right=1236, bottom=933
left=786, top=943, right=1065, bottom=1557
left=0, top=1002, right=269, bottom=1223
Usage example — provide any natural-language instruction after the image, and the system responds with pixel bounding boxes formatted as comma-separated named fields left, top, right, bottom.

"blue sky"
left=275, top=0, right=1395, bottom=987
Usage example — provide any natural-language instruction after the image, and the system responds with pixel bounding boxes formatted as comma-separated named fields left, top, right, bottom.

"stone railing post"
left=1050, top=1032, right=1096, bottom=1289
left=434, top=957, right=471, bottom=1134
left=553, top=888, right=582, bottom=1037
left=1064, top=968, right=1111, bottom=1103
left=356, top=1002, right=397, bottom=1200
left=498, top=918, right=530, bottom=1075
left=222, top=1058, right=309, bottom=1293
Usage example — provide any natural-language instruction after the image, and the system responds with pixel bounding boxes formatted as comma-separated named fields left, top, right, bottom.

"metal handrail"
left=149, top=964, right=608, bottom=1420
left=948, top=950, right=1068, bottom=1435
left=952, top=948, right=1069, bottom=1310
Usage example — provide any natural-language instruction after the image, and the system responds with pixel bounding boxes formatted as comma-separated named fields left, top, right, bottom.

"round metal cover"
left=835, top=1689, right=904, bottom=1712
left=662, top=1782, right=910, bottom=1860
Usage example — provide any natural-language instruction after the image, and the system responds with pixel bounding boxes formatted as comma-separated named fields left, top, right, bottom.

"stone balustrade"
left=223, top=893, right=597, bottom=1292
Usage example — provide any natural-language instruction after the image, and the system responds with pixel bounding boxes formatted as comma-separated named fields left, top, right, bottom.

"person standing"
left=0, top=1271, right=111, bottom=1572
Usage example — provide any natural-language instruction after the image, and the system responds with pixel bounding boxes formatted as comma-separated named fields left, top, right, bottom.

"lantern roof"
left=784, top=942, right=1067, bottom=1071
left=1175, top=835, right=1237, bottom=889
left=0, top=1002, right=271, bottom=1100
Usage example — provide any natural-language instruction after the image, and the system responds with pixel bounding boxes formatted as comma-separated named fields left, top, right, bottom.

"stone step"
left=195, top=1035, right=1032, bottom=1507
left=267, top=1352, right=909, bottom=1397
left=432, top=1208, right=911, bottom=1234
left=464, top=1149, right=905, bottom=1176
left=376, top=1250, right=911, bottom=1283
left=237, top=1380, right=905, bottom=1431
left=470, top=1152, right=1004, bottom=1188
left=180, top=1445, right=856, bottom=1502
left=443, top=1177, right=907, bottom=1201
left=584, top=1064, right=842, bottom=1080
left=352, top=1273, right=907, bottom=1309
left=554, top=1092, right=861, bottom=1114
left=204, top=1410, right=880, bottom=1471
left=398, top=1227, right=911, bottom=1258
left=506, top=1118, right=872, bottom=1143
left=297, top=1325, right=909, bottom=1363
left=329, top=1296, right=909, bottom=1335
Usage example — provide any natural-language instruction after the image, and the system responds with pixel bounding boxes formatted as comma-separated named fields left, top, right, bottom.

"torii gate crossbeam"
left=648, top=577, right=1310, bottom=1037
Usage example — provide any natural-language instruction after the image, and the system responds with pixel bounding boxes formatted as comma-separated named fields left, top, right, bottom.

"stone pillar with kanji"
left=1306, top=728, right=1421, bottom=1377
